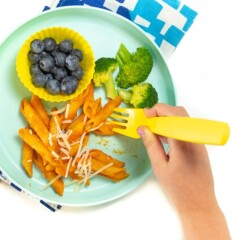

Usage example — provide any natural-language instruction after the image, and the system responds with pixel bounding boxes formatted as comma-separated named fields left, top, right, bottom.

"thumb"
left=137, top=126, right=168, bottom=171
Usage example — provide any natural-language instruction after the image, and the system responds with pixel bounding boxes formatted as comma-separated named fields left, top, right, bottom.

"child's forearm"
left=179, top=204, right=231, bottom=240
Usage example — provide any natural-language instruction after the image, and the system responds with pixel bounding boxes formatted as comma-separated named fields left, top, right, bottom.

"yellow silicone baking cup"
left=16, top=27, right=95, bottom=102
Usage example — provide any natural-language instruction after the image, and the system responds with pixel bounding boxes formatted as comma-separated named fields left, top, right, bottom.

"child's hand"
left=137, top=103, right=231, bottom=239
left=137, top=103, right=214, bottom=212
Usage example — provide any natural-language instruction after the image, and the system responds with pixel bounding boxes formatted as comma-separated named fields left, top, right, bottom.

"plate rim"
left=0, top=6, right=176, bottom=207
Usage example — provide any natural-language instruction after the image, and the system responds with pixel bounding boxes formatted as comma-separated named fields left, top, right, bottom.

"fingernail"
left=137, top=127, right=145, bottom=137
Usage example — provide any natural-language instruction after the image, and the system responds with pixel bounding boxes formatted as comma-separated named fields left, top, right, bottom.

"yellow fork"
left=110, top=108, right=230, bottom=145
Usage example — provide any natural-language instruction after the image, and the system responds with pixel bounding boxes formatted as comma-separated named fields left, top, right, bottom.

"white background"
left=1, top=0, right=240, bottom=239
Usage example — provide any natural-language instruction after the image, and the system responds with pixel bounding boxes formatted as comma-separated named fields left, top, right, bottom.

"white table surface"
left=1, top=1, right=240, bottom=239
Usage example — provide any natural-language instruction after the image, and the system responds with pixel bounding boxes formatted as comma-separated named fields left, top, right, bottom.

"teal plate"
left=0, top=7, right=176, bottom=206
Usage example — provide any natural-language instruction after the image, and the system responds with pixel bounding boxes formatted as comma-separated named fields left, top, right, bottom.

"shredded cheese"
left=65, top=157, right=73, bottom=178
left=48, top=133, right=53, bottom=146
left=43, top=101, right=121, bottom=193
left=64, top=103, right=70, bottom=119
left=66, top=129, right=73, bottom=138
left=61, top=136, right=71, bottom=151
left=54, top=116, right=61, bottom=131
left=61, top=156, right=71, bottom=160
left=88, top=123, right=104, bottom=132
left=87, top=162, right=113, bottom=179
left=72, top=146, right=88, bottom=167
left=57, top=139, right=67, bottom=148
left=42, top=175, right=62, bottom=191
left=72, top=132, right=87, bottom=164
left=53, top=116, right=71, bottom=150
left=70, top=141, right=80, bottom=146
left=51, top=151, right=59, bottom=159
left=62, top=119, right=72, bottom=124
left=66, top=162, right=113, bottom=188
left=49, top=106, right=66, bottom=115
left=60, top=147, right=70, bottom=156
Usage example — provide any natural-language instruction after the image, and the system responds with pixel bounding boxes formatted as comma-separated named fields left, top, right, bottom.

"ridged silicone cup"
left=16, top=27, right=95, bottom=102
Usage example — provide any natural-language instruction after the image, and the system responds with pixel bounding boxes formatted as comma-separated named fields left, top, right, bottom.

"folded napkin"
left=44, top=0, right=198, bottom=59
left=0, top=0, right=197, bottom=211
left=0, top=170, right=62, bottom=211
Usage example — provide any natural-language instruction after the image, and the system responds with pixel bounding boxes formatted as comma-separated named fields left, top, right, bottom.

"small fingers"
left=137, top=126, right=168, bottom=172
left=144, top=103, right=189, bottom=118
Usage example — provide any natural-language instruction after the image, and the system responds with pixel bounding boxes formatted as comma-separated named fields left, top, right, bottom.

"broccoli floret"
left=116, top=43, right=153, bottom=89
left=118, top=82, right=158, bottom=108
left=93, top=57, right=118, bottom=99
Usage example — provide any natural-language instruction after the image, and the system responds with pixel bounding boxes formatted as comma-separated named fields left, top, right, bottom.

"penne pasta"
left=95, top=98, right=102, bottom=114
left=20, top=99, right=50, bottom=149
left=18, top=82, right=128, bottom=197
left=93, top=121, right=118, bottom=136
left=30, top=94, right=50, bottom=128
left=21, top=141, right=34, bottom=178
left=34, top=154, right=64, bottom=196
left=49, top=110, right=64, bottom=153
left=66, top=113, right=85, bottom=143
left=83, top=82, right=96, bottom=119
left=91, top=158, right=128, bottom=181
left=19, top=128, right=62, bottom=167
left=89, top=149, right=125, bottom=168
left=66, top=133, right=89, bottom=157
left=45, top=163, right=56, bottom=172
left=64, top=81, right=91, bottom=120
left=85, top=95, right=121, bottom=131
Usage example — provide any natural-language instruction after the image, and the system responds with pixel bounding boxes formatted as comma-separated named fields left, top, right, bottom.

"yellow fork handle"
left=145, top=117, right=230, bottom=145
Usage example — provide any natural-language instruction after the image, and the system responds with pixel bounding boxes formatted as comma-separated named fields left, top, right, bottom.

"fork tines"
left=109, top=108, right=129, bottom=128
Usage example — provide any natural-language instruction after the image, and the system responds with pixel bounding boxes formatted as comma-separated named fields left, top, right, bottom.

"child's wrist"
left=177, top=197, right=220, bottom=221
left=178, top=204, right=231, bottom=240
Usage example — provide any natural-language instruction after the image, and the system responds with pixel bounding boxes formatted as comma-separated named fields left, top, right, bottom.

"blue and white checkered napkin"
left=44, top=0, right=198, bottom=59
left=0, top=170, right=62, bottom=211
left=0, top=0, right=197, bottom=211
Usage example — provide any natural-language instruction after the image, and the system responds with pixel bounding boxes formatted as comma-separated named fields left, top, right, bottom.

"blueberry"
left=52, top=67, right=68, bottom=81
left=41, top=51, right=50, bottom=58
left=59, top=39, right=73, bottom=53
left=28, top=37, right=84, bottom=96
left=70, top=49, right=83, bottom=61
left=65, top=55, right=80, bottom=71
left=30, top=64, right=42, bottom=75
left=52, top=51, right=66, bottom=67
left=51, top=47, right=60, bottom=57
left=46, top=79, right=61, bottom=95
left=32, top=72, right=47, bottom=87
left=71, top=66, right=84, bottom=80
left=39, top=55, right=55, bottom=72
left=30, top=39, right=45, bottom=53
left=43, top=37, right=57, bottom=52
left=61, top=76, right=78, bottom=95
left=45, top=73, right=54, bottom=81
left=28, top=51, right=42, bottom=64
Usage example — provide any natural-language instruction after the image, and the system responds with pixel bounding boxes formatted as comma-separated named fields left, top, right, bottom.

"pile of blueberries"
left=28, top=37, right=84, bottom=95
